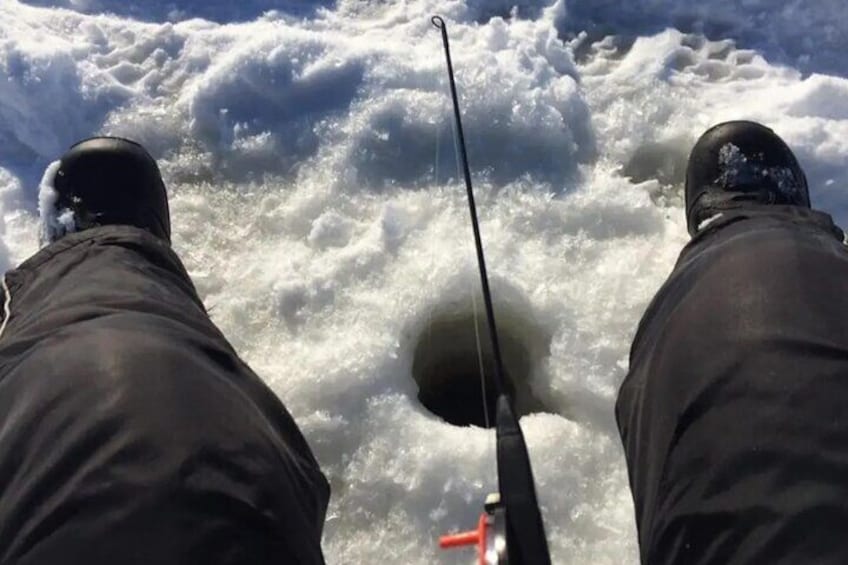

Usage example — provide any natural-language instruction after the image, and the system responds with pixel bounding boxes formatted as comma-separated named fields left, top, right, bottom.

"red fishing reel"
left=439, top=494, right=509, bottom=565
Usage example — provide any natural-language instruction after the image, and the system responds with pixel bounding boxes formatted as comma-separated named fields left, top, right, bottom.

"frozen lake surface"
left=2, top=0, right=848, bottom=562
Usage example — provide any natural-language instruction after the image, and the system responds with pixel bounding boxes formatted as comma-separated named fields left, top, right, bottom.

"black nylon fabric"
left=0, top=226, right=329, bottom=565
left=617, top=206, right=848, bottom=564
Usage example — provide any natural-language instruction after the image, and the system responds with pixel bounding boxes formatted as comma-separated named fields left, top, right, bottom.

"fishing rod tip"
left=431, top=15, right=445, bottom=29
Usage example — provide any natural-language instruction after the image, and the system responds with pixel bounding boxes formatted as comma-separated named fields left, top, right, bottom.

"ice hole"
left=412, top=306, right=550, bottom=428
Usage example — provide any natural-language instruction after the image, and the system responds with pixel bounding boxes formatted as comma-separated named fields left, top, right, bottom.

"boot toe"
left=685, top=121, right=809, bottom=235
left=53, top=137, right=171, bottom=243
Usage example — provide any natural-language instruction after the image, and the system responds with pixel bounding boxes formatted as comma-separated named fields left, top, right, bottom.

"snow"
left=2, top=0, right=848, bottom=563
left=716, top=142, right=804, bottom=201
left=36, top=159, right=75, bottom=244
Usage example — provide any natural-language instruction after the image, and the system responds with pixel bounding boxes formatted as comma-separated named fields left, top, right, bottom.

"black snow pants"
left=0, top=226, right=329, bottom=565
left=617, top=205, right=848, bottom=564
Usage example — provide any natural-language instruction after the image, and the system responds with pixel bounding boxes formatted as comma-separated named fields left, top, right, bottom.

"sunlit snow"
left=2, top=0, right=848, bottom=563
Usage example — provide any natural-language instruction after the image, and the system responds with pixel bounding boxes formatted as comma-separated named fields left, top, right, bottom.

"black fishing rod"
left=431, top=15, right=552, bottom=565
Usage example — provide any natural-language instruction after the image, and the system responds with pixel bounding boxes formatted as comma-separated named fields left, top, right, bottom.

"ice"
left=2, top=0, right=848, bottom=563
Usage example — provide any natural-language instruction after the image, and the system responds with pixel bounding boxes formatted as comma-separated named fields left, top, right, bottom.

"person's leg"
left=0, top=139, right=329, bottom=564
left=617, top=122, right=848, bottom=564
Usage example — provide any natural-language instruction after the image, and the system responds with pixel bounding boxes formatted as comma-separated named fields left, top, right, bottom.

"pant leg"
left=617, top=206, right=848, bottom=564
left=0, top=226, right=329, bottom=565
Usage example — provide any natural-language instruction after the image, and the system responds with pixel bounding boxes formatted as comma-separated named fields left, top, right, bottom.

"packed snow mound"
left=785, top=74, right=848, bottom=121
left=17, top=0, right=334, bottom=22
left=17, top=0, right=848, bottom=72
left=561, top=0, right=848, bottom=76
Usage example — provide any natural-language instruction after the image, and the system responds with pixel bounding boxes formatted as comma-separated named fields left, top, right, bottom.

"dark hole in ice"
left=412, top=307, right=549, bottom=428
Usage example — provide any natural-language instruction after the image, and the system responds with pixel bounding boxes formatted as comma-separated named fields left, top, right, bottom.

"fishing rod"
left=431, top=15, right=552, bottom=565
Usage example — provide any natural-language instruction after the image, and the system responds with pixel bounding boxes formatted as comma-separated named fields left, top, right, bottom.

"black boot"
left=48, top=137, right=171, bottom=243
left=685, top=121, right=810, bottom=235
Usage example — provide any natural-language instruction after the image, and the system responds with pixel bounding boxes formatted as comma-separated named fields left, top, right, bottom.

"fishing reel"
left=440, top=494, right=509, bottom=565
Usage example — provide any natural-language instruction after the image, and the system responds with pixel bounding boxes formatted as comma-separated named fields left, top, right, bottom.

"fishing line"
left=438, top=49, right=491, bottom=429
left=470, top=289, right=491, bottom=428
left=443, top=59, right=492, bottom=430
left=432, top=15, right=552, bottom=564
left=432, top=16, right=508, bottom=398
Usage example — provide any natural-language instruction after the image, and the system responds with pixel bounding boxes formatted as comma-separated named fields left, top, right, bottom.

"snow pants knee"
left=0, top=226, right=329, bottom=565
left=617, top=206, right=848, bottom=564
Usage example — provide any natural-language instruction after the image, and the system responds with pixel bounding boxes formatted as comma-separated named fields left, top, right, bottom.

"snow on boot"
left=685, top=120, right=810, bottom=235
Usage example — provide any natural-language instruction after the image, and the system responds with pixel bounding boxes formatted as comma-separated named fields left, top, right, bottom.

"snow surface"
left=3, top=0, right=848, bottom=563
